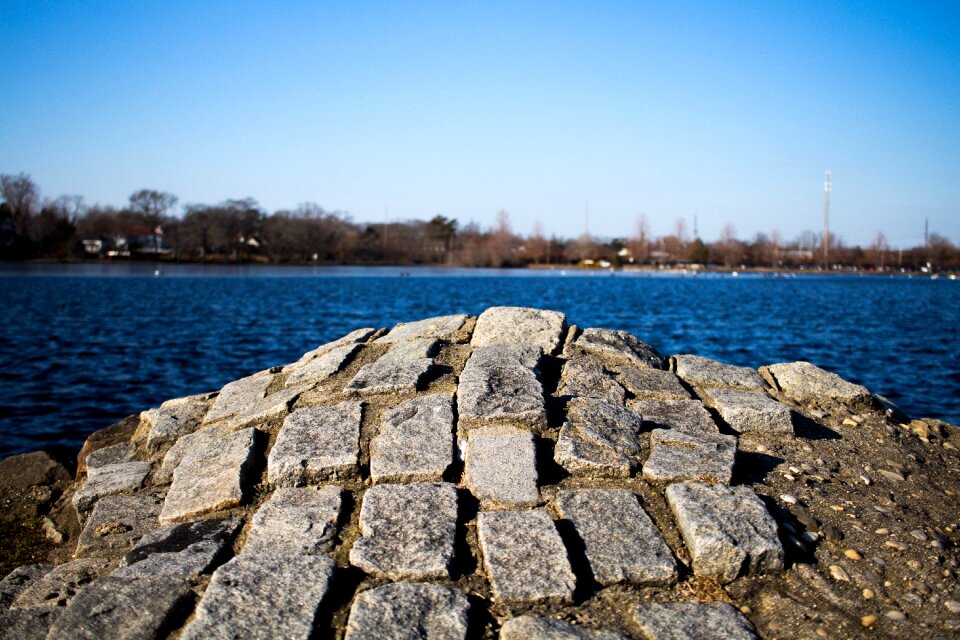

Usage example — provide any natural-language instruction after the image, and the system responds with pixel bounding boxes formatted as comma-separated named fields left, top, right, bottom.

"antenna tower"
left=823, top=171, right=831, bottom=269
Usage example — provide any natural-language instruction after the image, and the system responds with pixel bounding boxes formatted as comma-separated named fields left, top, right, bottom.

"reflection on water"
left=0, top=264, right=957, bottom=457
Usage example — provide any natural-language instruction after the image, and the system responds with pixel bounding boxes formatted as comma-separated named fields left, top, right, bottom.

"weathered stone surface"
left=699, top=387, right=793, bottom=435
left=0, top=564, right=51, bottom=608
left=672, top=355, right=767, bottom=391
left=459, top=344, right=546, bottom=429
left=345, top=339, right=437, bottom=396
left=218, top=387, right=302, bottom=432
left=85, top=442, right=135, bottom=471
left=11, top=558, right=110, bottom=608
left=350, top=482, right=457, bottom=580
left=555, top=489, right=676, bottom=586
left=760, top=361, right=873, bottom=409
left=142, top=393, right=214, bottom=450
left=158, top=424, right=229, bottom=482
left=472, top=306, right=567, bottom=354
left=631, top=602, right=758, bottom=640
left=203, top=373, right=274, bottom=425
left=46, top=576, right=195, bottom=640
left=268, top=402, right=361, bottom=486
left=114, top=518, right=242, bottom=578
left=477, top=510, right=576, bottom=604
left=345, top=582, right=470, bottom=640
left=556, top=358, right=626, bottom=405
left=642, top=430, right=736, bottom=484
left=555, top=398, right=644, bottom=477
left=285, top=343, right=361, bottom=387
left=573, top=328, right=664, bottom=369
left=74, top=493, right=162, bottom=559
left=0, top=606, right=62, bottom=639
left=371, top=394, right=454, bottom=483
left=617, top=367, right=691, bottom=401
left=500, top=615, right=628, bottom=640
left=159, top=427, right=260, bottom=524
left=375, top=314, right=468, bottom=344
left=245, top=486, right=341, bottom=554
left=665, top=482, right=783, bottom=583
left=180, top=552, right=335, bottom=640
left=77, top=418, right=138, bottom=476
left=464, top=427, right=539, bottom=507
left=630, top=399, right=718, bottom=435
left=283, top=327, right=376, bottom=373
left=73, top=461, right=152, bottom=522
left=0, top=451, right=71, bottom=492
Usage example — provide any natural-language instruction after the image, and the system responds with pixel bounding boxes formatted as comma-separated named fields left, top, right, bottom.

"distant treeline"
left=1, top=173, right=957, bottom=271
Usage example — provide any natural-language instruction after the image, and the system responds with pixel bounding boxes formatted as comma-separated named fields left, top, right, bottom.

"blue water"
left=1, top=263, right=958, bottom=459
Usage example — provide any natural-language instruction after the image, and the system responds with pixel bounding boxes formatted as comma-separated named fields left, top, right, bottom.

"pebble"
left=815, top=628, right=828, bottom=637
left=781, top=494, right=798, bottom=505
left=875, top=528, right=890, bottom=535
left=783, top=473, right=795, bottom=481
left=796, top=513, right=819, bottom=530
left=907, top=560, right=922, bottom=570
left=862, top=588, right=874, bottom=599
left=909, top=529, right=927, bottom=541
left=945, top=600, right=960, bottom=614
left=870, top=556, right=887, bottom=567
left=823, top=526, right=843, bottom=541
left=885, top=540, right=909, bottom=552
left=829, top=565, right=850, bottom=582
left=844, top=550, right=863, bottom=561
left=788, top=466, right=802, bottom=474
left=861, top=615, right=878, bottom=627
left=842, top=418, right=858, bottom=427
left=885, top=610, right=906, bottom=622
left=860, top=475, right=872, bottom=486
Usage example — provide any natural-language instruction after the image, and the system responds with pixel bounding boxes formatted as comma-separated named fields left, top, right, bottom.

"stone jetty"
left=2, top=306, right=959, bottom=639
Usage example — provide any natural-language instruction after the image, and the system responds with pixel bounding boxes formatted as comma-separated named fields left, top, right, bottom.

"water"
left=1, top=263, right=958, bottom=459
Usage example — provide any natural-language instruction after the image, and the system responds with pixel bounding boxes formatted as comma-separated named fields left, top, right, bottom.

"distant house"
left=113, top=225, right=167, bottom=256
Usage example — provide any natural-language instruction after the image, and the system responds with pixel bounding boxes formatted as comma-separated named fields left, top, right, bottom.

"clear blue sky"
left=2, top=1, right=958, bottom=247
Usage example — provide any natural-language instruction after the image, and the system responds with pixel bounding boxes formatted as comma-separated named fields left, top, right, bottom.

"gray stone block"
left=143, top=393, right=214, bottom=450
left=159, top=424, right=230, bottom=483
left=458, top=344, right=546, bottom=430
left=245, top=486, right=342, bottom=554
left=699, top=388, right=793, bottom=435
left=477, top=510, right=576, bottom=604
left=554, top=398, right=644, bottom=478
left=345, top=582, right=470, bottom=640
left=283, top=327, right=376, bottom=373
left=159, top=428, right=261, bottom=524
left=218, top=387, right=302, bottom=432
left=85, top=442, right=135, bottom=470
left=73, top=461, right=152, bottom=522
left=0, top=606, right=62, bottom=640
left=11, top=558, right=111, bottom=609
left=285, top=343, right=361, bottom=387
left=345, top=339, right=438, bottom=396
left=555, top=489, right=676, bottom=586
left=642, top=430, right=736, bottom=484
left=268, top=401, right=361, bottom=486
left=115, top=518, right=242, bottom=578
left=665, top=482, right=784, bottom=583
left=46, top=576, right=195, bottom=640
left=471, top=306, right=566, bottom=354
left=203, top=373, right=274, bottom=425
left=350, top=482, right=457, bottom=580
left=556, top=358, right=626, bottom=405
left=371, top=394, right=455, bottom=483
left=464, top=427, right=539, bottom=507
left=630, top=399, right=718, bottom=435
left=0, top=564, right=52, bottom=609
left=573, top=328, right=664, bottom=369
left=500, top=615, right=628, bottom=639
left=180, top=551, right=335, bottom=640
left=375, top=314, right=468, bottom=343
left=760, top=361, right=873, bottom=409
left=74, top=493, right=163, bottom=559
left=631, top=602, right=758, bottom=640
left=617, top=367, right=691, bottom=401
left=672, top=355, right=767, bottom=391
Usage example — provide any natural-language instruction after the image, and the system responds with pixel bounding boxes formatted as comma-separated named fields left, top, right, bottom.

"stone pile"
left=3, top=305, right=955, bottom=639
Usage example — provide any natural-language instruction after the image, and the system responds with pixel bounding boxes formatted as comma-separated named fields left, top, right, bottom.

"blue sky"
left=1, top=1, right=958, bottom=247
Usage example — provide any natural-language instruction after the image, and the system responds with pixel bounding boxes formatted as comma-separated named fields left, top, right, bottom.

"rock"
left=630, top=399, right=719, bottom=435
left=616, top=367, right=691, bottom=401
left=76, top=417, right=138, bottom=477
left=458, top=344, right=546, bottom=430
left=877, top=469, right=905, bottom=482
left=557, top=358, right=626, bottom=405
left=0, top=606, right=63, bottom=639
left=11, top=557, right=111, bottom=608
left=245, top=486, right=342, bottom=554
left=464, top=427, right=540, bottom=507
left=665, top=482, right=784, bottom=583
left=283, top=328, right=377, bottom=373
left=202, top=373, right=274, bottom=425
left=829, top=565, right=850, bottom=581
left=0, top=451, right=72, bottom=492
left=114, top=518, right=242, bottom=578
left=476, top=510, right=576, bottom=604
left=370, top=394, right=455, bottom=483
left=554, top=398, right=644, bottom=478
left=642, top=430, right=737, bottom=484
left=83, top=443, right=135, bottom=472
left=217, top=387, right=302, bottom=432
left=555, top=489, right=676, bottom=586
left=471, top=306, right=567, bottom=354
left=345, top=339, right=437, bottom=396
left=158, top=423, right=230, bottom=482
left=180, top=552, right=335, bottom=640
left=500, top=615, right=628, bottom=639
left=142, top=393, right=214, bottom=450
left=0, top=564, right=52, bottom=608
left=74, top=493, right=163, bottom=559
left=344, top=582, right=470, bottom=640
left=571, top=328, right=664, bottom=369
left=268, top=401, right=362, bottom=486
left=284, top=343, right=361, bottom=388
left=349, top=482, right=457, bottom=580
left=885, top=610, right=906, bottom=621
left=159, top=428, right=261, bottom=524
left=672, top=355, right=767, bottom=391
left=374, top=314, right=468, bottom=344
left=698, top=388, right=793, bottom=435
left=760, top=361, right=873, bottom=410
left=46, top=576, right=195, bottom=640
left=631, top=602, right=758, bottom=640
left=861, top=614, right=878, bottom=627
left=72, top=461, right=152, bottom=522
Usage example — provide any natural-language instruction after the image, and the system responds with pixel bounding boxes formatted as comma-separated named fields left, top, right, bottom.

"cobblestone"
left=268, top=401, right=361, bottom=486
left=344, top=582, right=470, bottom=640
left=245, top=485, right=342, bottom=554
left=371, top=394, right=455, bottom=483
left=642, top=429, right=737, bottom=483
left=464, top=426, right=539, bottom=507
left=471, top=306, right=566, bottom=354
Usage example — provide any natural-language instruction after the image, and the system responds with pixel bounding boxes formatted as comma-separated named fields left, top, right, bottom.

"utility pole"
left=823, top=171, right=831, bottom=269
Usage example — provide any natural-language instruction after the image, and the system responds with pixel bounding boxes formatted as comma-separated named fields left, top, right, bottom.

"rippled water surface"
left=1, top=263, right=958, bottom=458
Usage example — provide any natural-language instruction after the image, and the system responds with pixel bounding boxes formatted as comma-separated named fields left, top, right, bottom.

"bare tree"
left=129, top=189, right=178, bottom=253
left=627, top=215, right=650, bottom=264
left=1, top=173, right=39, bottom=236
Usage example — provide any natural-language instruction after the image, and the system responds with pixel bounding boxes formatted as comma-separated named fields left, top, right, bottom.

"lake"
left=1, top=262, right=958, bottom=459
